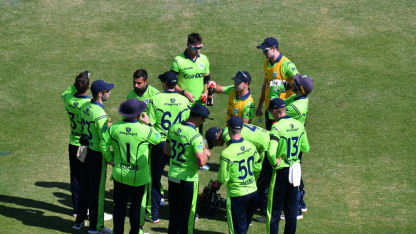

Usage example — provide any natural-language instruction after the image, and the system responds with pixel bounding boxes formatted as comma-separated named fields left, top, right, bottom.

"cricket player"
left=171, top=32, right=210, bottom=106
left=61, top=71, right=90, bottom=217
left=285, top=74, right=314, bottom=217
left=101, top=99, right=161, bottom=234
left=73, top=79, right=114, bottom=234
left=126, top=68, right=160, bottom=124
left=266, top=98, right=310, bottom=234
left=256, top=37, right=299, bottom=130
left=164, top=104, right=212, bottom=234
left=205, top=122, right=271, bottom=222
left=208, top=71, right=255, bottom=124
left=126, top=68, right=160, bottom=220
left=147, top=71, right=191, bottom=223
left=213, top=116, right=261, bottom=234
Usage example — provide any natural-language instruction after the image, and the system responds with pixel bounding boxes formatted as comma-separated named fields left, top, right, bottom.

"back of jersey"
left=107, top=120, right=161, bottom=186
left=63, top=93, right=90, bottom=146
left=167, top=122, right=204, bottom=182
left=149, top=92, right=190, bottom=140
left=219, top=140, right=260, bottom=197
left=270, top=117, right=310, bottom=167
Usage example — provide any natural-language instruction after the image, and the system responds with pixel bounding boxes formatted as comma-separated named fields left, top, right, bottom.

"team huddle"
left=61, top=33, right=314, bottom=234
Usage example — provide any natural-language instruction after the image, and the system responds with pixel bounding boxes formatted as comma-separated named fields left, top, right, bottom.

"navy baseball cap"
left=227, top=116, right=243, bottom=129
left=119, top=99, right=147, bottom=119
left=158, top=71, right=178, bottom=86
left=294, top=74, right=314, bottom=95
left=268, top=98, right=286, bottom=110
left=91, top=80, right=114, bottom=95
left=191, top=104, right=213, bottom=119
left=205, top=127, right=221, bottom=149
left=232, top=71, right=251, bottom=84
left=257, top=37, right=279, bottom=50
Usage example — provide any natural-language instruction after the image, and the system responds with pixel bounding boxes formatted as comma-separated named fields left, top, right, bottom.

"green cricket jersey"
left=80, top=101, right=109, bottom=152
left=170, top=50, right=210, bottom=103
left=127, top=85, right=160, bottom=124
left=61, top=85, right=91, bottom=146
left=268, top=116, right=310, bottom=169
left=101, top=120, right=161, bottom=186
left=222, top=124, right=270, bottom=154
left=148, top=91, right=191, bottom=141
left=218, top=138, right=261, bottom=197
left=286, top=96, right=309, bottom=125
left=167, top=122, right=204, bottom=182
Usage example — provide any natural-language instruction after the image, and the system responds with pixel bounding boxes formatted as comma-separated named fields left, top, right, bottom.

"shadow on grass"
left=35, top=181, right=114, bottom=200
left=151, top=227, right=225, bottom=234
left=0, top=194, right=72, bottom=215
left=0, top=201, right=74, bottom=233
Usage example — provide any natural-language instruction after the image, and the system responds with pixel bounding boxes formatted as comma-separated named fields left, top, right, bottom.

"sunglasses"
left=189, top=44, right=203, bottom=51
left=262, top=47, right=272, bottom=53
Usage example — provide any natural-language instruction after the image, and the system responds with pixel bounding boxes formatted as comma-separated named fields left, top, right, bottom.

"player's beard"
left=102, top=94, right=110, bottom=102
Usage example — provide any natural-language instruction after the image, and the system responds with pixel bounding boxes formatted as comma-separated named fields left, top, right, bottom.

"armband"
left=203, top=75, right=211, bottom=84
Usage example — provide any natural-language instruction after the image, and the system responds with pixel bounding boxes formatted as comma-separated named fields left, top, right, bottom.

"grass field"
left=1, top=0, right=415, bottom=233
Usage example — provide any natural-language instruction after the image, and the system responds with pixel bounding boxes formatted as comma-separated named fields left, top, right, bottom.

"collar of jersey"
left=182, top=121, right=196, bottom=129
left=91, top=100, right=104, bottom=109
left=277, top=115, right=292, bottom=121
left=270, top=53, right=283, bottom=66
left=184, top=49, right=200, bottom=62
left=230, top=137, right=244, bottom=144
left=123, top=119, right=138, bottom=123
left=74, top=94, right=90, bottom=99
left=294, top=95, right=308, bottom=101
left=163, top=90, right=177, bottom=93
left=135, top=84, right=149, bottom=97
left=236, top=89, right=251, bottom=101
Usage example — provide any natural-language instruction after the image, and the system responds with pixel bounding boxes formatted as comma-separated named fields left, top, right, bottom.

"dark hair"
left=133, top=69, right=148, bottom=80
left=165, top=82, right=176, bottom=89
left=75, top=71, right=90, bottom=94
left=190, top=111, right=203, bottom=119
left=187, top=33, right=203, bottom=45
left=229, top=127, right=242, bottom=136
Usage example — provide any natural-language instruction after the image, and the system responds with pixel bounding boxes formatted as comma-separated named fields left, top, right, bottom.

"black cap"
left=118, top=99, right=147, bottom=118
left=257, top=37, right=279, bottom=50
left=158, top=71, right=178, bottom=86
left=205, top=127, right=221, bottom=149
left=190, top=104, right=213, bottom=119
left=91, top=80, right=114, bottom=95
left=232, top=71, right=251, bottom=84
left=227, top=116, right=243, bottom=129
left=294, top=74, right=314, bottom=95
left=268, top=98, right=286, bottom=110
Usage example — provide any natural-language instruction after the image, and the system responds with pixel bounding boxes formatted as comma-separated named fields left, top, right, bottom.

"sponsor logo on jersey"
left=177, top=128, right=182, bottom=133
left=199, top=63, right=205, bottom=69
left=240, top=146, right=245, bottom=151
left=144, top=98, right=149, bottom=104
left=126, top=127, right=131, bottom=132
left=234, top=108, right=239, bottom=115
left=184, top=67, right=193, bottom=70
left=273, top=72, right=277, bottom=78
left=290, top=124, right=294, bottom=129
left=184, top=73, right=203, bottom=79
left=197, top=144, right=203, bottom=149
left=170, top=98, right=175, bottom=103
left=74, top=102, right=79, bottom=107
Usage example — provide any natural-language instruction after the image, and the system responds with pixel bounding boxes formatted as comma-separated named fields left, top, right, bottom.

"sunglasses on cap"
left=189, top=44, right=203, bottom=51
left=262, top=47, right=273, bottom=53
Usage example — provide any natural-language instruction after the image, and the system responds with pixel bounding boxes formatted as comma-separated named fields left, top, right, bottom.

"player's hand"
left=107, top=118, right=112, bottom=127
left=200, top=92, right=208, bottom=103
left=204, top=148, right=211, bottom=158
left=256, top=106, right=263, bottom=117
left=138, top=113, right=150, bottom=125
left=208, top=80, right=217, bottom=89
left=183, top=90, right=194, bottom=103
left=275, top=158, right=282, bottom=168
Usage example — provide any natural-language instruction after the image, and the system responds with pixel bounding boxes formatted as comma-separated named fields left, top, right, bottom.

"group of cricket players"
left=61, top=33, right=314, bottom=234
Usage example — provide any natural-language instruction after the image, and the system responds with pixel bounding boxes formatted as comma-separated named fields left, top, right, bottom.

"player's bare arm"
left=164, top=141, right=172, bottom=156
left=256, top=78, right=267, bottom=116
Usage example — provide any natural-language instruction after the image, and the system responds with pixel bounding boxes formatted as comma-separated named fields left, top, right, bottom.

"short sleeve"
left=170, top=57, right=180, bottom=73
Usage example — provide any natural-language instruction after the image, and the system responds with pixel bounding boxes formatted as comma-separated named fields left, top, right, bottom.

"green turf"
left=1, top=0, right=415, bottom=233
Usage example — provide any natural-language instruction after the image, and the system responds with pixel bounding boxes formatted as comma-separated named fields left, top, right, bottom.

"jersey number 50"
left=238, top=156, right=254, bottom=180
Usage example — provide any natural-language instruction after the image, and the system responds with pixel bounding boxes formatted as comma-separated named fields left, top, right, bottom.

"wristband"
left=180, top=90, right=185, bottom=95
